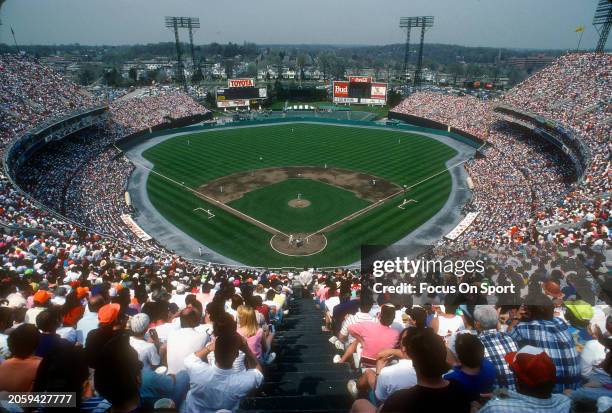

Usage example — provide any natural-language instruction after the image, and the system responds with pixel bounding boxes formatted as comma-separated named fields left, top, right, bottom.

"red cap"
left=98, top=303, right=121, bottom=325
left=504, top=346, right=556, bottom=387
left=33, top=290, right=51, bottom=304
left=76, top=287, right=90, bottom=300
left=543, top=281, right=563, bottom=298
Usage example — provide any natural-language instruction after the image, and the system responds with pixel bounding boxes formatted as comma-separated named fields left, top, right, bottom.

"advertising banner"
left=228, top=78, right=254, bottom=88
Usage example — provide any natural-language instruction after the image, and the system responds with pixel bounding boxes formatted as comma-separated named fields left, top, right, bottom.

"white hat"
left=6, top=292, right=26, bottom=308
left=130, top=313, right=150, bottom=334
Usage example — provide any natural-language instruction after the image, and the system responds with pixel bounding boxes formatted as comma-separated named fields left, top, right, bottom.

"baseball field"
left=142, top=123, right=456, bottom=267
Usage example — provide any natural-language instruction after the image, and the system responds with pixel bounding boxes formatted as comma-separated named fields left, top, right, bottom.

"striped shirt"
left=340, top=311, right=376, bottom=339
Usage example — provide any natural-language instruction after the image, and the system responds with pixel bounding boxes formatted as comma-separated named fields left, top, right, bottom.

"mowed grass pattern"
left=228, top=178, right=371, bottom=233
left=143, top=123, right=456, bottom=266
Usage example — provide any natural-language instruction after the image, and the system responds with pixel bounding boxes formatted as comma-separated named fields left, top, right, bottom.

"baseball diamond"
left=139, top=123, right=458, bottom=266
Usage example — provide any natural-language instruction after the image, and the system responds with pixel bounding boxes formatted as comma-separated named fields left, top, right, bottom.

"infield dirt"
left=197, top=166, right=401, bottom=204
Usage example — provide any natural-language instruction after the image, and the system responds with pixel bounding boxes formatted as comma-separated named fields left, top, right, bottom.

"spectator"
left=183, top=332, right=263, bottom=412
left=25, top=289, right=52, bottom=324
left=350, top=328, right=471, bottom=413
left=347, top=327, right=418, bottom=401
left=508, top=296, right=581, bottom=392
left=335, top=305, right=400, bottom=366
left=94, top=335, right=143, bottom=413
left=167, top=307, right=208, bottom=374
left=443, top=333, right=496, bottom=401
left=33, top=344, right=90, bottom=411
left=431, top=301, right=465, bottom=338
left=77, top=294, right=105, bottom=347
left=474, top=305, right=519, bottom=390
left=35, top=308, right=72, bottom=358
left=129, top=313, right=161, bottom=369
left=476, top=346, right=571, bottom=413
left=0, top=324, right=41, bottom=391
left=85, top=303, right=128, bottom=368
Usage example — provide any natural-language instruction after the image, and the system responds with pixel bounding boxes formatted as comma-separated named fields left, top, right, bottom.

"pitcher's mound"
left=288, top=198, right=311, bottom=208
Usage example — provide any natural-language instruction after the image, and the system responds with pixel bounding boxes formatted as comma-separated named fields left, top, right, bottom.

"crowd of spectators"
left=0, top=249, right=295, bottom=411
left=0, top=53, right=210, bottom=252
left=110, top=90, right=209, bottom=135
left=314, top=263, right=611, bottom=413
left=390, top=52, right=610, bottom=251
left=0, top=50, right=610, bottom=411
left=0, top=54, right=101, bottom=147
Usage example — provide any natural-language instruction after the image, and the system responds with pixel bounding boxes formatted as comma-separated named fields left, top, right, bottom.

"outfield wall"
left=118, top=115, right=485, bottom=152
left=387, top=111, right=487, bottom=149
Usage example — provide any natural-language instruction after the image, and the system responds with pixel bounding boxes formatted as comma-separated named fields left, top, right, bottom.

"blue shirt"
left=444, top=359, right=497, bottom=401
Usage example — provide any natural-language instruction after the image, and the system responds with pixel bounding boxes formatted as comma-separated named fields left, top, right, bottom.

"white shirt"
left=170, top=293, right=187, bottom=310
left=25, top=307, right=46, bottom=325
left=325, top=296, right=340, bottom=314
left=57, top=326, right=81, bottom=344
left=153, top=321, right=181, bottom=343
left=167, top=328, right=209, bottom=374
left=76, top=311, right=99, bottom=346
left=375, top=359, right=418, bottom=401
left=580, top=339, right=606, bottom=377
left=0, top=333, right=9, bottom=360
left=129, top=336, right=161, bottom=369
left=435, top=315, right=465, bottom=337
left=182, top=353, right=263, bottom=413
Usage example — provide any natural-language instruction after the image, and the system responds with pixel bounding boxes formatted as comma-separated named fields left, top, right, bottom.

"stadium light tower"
left=413, top=16, right=434, bottom=87
left=186, top=17, right=200, bottom=68
left=399, top=16, right=434, bottom=87
left=165, top=16, right=199, bottom=90
left=399, top=17, right=413, bottom=84
left=593, top=0, right=612, bottom=52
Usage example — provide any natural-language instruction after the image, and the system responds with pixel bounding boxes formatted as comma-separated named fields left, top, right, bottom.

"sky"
left=0, top=0, right=602, bottom=50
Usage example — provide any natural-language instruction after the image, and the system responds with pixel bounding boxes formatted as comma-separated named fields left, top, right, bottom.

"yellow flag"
left=575, top=26, right=584, bottom=33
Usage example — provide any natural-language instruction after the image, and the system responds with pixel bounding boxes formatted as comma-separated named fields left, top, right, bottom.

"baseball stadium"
left=0, top=0, right=610, bottom=412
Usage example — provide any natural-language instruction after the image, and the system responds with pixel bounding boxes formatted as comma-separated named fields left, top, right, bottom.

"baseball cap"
left=504, top=346, right=556, bottom=387
left=543, top=280, right=563, bottom=298
left=76, top=287, right=90, bottom=300
left=565, top=300, right=594, bottom=321
left=98, top=303, right=121, bottom=325
left=33, top=290, right=52, bottom=304
left=130, top=313, right=150, bottom=334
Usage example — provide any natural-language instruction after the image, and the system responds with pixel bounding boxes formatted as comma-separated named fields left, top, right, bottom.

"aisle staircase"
left=239, top=290, right=355, bottom=413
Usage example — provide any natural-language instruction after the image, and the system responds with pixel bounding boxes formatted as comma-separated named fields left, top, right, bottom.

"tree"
left=191, top=67, right=204, bottom=83
left=205, top=90, right=216, bottom=108
left=387, top=89, right=402, bottom=108
left=78, top=65, right=96, bottom=85
left=104, top=67, right=122, bottom=87
left=246, top=63, right=257, bottom=77
left=296, top=54, right=306, bottom=85
left=128, top=67, right=138, bottom=83
left=223, top=59, right=234, bottom=78
left=277, top=51, right=286, bottom=79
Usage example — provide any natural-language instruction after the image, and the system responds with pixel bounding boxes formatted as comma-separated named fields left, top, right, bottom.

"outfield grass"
left=228, top=178, right=371, bottom=233
left=142, top=123, right=456, bottom=267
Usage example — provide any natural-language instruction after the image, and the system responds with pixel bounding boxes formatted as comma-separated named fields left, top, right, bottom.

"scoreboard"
left=216, top=78, right=268, bottom=108
left=333, top=76, right=387, bottom=105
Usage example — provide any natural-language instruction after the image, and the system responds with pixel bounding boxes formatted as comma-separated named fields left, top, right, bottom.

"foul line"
left=117, top=138, right=484, bottom=244
left=303, top=145, right=483, bottom=241
left=115, top=145, right=291, bottom=238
